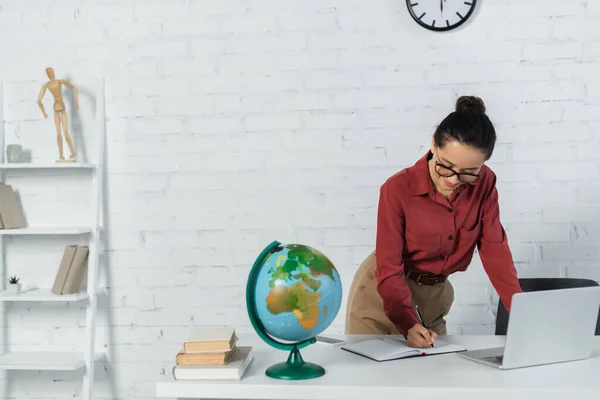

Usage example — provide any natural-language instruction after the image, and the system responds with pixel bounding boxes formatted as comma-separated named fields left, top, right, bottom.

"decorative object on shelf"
left=406, top=0, right=477, bottom=31
left=37, top=67, right=78, bottom=163
left=7, top=276, right=21, bottom=294
left=246, top=241, right=342, bottom=380
left=6, top=144, right=22, bottom=163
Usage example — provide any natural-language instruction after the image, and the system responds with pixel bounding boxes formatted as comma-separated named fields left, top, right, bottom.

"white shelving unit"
left=0, top=288, right=89, bottom=302
left=0, top=163, right=95, bottom=170
left=0, top=79, right=107, bottom=400
left=0, top=351, right=104, bottom=371
left=0, top=227, right=93, bottom=235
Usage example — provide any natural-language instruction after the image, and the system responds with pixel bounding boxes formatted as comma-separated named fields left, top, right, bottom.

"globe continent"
left=254, top=244, right=342, bottom=342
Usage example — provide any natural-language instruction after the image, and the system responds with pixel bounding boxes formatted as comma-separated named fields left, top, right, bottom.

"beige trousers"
left=345, top=251, right=454, bottom=335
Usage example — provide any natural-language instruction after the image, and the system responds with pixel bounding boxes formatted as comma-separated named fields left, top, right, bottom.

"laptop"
left=456, top=286, right=600, bottom=370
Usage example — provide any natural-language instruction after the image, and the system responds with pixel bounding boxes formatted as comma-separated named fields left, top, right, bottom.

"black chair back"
left=495, top=278, right=600, bottom=335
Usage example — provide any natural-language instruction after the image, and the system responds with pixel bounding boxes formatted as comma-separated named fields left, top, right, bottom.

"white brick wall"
left=0, top=0, right=599, bottom=398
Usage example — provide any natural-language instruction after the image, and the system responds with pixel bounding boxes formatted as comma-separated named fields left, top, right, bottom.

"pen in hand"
left=415, top=305, right=434, bottom=347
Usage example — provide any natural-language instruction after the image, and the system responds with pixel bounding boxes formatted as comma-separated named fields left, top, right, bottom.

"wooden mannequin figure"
left=37, top=67, right=78, bottom=162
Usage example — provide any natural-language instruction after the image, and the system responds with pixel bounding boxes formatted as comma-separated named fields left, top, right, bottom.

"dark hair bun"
left=455, top=95, right=486, bottom=114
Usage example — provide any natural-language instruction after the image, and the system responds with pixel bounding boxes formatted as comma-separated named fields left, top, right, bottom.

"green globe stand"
left=246, top=240, right=326, bottom=380
left=265, top=344, right=325, bottom=380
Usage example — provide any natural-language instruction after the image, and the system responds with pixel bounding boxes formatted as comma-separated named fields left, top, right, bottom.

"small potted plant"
left=8, top=276, right=21, bottom=294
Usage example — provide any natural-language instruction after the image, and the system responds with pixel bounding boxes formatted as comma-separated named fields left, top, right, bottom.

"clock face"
left=406, top=0, right=477, bottom=31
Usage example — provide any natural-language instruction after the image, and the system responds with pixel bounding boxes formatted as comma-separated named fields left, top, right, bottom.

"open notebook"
left=341, top=337, right=466, bottom=362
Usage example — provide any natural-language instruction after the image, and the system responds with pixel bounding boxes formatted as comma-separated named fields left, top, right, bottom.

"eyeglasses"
left=434, top=161, right=480, bottom=184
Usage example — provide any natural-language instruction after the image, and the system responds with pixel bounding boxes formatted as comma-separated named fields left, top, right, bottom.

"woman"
left=345, top=95, right=522, bottom=348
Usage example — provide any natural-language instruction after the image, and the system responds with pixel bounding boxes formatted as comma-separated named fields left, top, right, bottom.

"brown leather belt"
left=405, top=269, right=447, bottom=286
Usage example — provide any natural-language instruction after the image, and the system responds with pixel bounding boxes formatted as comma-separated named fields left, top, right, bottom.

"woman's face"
left=428, top=140, right=487, bottom=197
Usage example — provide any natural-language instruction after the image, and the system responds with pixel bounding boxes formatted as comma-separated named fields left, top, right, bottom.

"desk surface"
left=156, top=333, right=600, bottom=400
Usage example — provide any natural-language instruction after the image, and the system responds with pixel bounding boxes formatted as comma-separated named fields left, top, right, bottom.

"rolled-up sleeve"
left=477, top=172, right=522, bottom=312
left=374, top=182, right=420, bottom=336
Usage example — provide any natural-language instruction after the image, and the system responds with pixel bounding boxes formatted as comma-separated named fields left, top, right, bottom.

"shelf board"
left=0, top=288, right=88, bottom=302
left=0, top=227, right=92, bottom=235
left=0, top=162, right=95, bottom=169
left=0, top=351, right=104, bottom=371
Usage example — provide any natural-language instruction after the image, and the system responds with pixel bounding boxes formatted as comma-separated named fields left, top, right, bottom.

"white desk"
left=156, top=333, right=600, bottom=400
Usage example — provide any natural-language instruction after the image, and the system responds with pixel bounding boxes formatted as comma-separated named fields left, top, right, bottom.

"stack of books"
left=173, top=327, right=253, bottom=380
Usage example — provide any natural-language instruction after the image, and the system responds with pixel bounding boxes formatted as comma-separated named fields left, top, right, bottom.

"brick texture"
left=1, top=0, right=599, bottom=398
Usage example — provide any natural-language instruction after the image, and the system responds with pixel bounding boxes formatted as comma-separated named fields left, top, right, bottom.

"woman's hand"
left=407, top=323, right=437, bottom=348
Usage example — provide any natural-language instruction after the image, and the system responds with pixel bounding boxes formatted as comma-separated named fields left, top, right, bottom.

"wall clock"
left=406, top=0, right=477, bottom=31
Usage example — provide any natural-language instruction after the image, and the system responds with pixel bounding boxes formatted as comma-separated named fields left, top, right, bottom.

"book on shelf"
left=51, top=245, right=89, bottom=295
left=0, top=183, right=26, bottom=229
left=173, top=327, right=253, bottom=380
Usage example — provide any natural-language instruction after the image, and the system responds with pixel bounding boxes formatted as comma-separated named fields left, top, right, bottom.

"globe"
left=246, top=241, right=343, bottom=380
